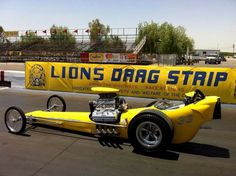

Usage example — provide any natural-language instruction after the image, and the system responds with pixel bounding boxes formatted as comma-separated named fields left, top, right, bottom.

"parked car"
left=176, top=57, right=186, bottom=65
left=205, top=54, right=220, bottom=64
left=219, top=55, right=226, bottom=62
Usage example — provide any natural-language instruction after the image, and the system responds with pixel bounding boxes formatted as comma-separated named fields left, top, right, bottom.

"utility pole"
left=233, top=44, right=235, bottom=56
left=186, top=46, right=190, bottom=65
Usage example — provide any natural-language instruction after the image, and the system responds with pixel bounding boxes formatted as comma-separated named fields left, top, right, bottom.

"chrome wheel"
left=5, top=107, right=26, bottom=134
left=47, top=95, right=66, bottom=112
left=136, top=121, right=162, bottom=149
left=129, top=114, right=172, bottom=153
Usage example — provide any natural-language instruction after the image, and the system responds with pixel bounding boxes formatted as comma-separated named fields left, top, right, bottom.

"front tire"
left=5, top=107, right=26, bottom=134
left=128, top=114, right=172, bottom=153
left=47, top=95, right=66, bottom=112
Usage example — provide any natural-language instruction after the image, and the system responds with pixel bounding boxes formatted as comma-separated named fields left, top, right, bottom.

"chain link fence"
left=138, top=54, right=177, bottom=66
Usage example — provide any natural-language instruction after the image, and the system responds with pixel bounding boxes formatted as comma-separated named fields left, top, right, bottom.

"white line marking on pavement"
left=0, top=87, right=9, bottom=91
left=13, top=85, right=25, bottom=88
left=2, top=70, right=25, bottom=74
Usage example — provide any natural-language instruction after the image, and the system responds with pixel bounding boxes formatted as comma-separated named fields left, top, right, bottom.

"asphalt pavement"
left=1, top=60, right=236, bottom=176
left=0, top=88, right=236, bottom=176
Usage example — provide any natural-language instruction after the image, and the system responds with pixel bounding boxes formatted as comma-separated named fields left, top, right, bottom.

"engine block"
left=91, top=98, right=120, bottom=123
left=90, top=93, right=127, bottom=123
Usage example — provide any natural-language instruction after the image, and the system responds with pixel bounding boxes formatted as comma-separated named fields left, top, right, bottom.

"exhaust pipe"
left=101, top=129, right=107, bottom=134
left=96, top=127, right=119, bottom=135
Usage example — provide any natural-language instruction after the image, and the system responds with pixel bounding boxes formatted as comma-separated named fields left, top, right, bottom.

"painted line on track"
left=4, top=70, right=25, bottom=74
left=0, top=87, right=9, bottom=91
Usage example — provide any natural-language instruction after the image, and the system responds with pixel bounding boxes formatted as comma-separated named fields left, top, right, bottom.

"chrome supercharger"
left=89, top=92, right=127, bottom=124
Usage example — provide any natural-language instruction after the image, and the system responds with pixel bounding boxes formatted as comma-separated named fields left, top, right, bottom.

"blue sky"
left=0, top=0, right=235, bottom=52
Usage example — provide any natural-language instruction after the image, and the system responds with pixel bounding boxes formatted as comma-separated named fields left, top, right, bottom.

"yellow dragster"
left=4, top=87, right=221, bottom=153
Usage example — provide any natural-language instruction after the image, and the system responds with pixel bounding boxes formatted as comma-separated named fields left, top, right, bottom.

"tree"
left=49, top=25, right=76, bottom=51
left=159, top=24, right=194, bottom=55
left=21, top=31, right=45, bottom=44
left=0, top=26, right=3, bottom=33
left=88, top=19, right=125, bottom=53
left=174, top=26, right=194, bottom=54
left=137, top=21, right=194, bottom=55
left=136, top=22, right=161, bottom=54
left=18, top=30, right=47, bottom=51
left=103, top=35, right=126, bottom=53
left=0, top=26, right=5, bottom=43
left=88, top=18, right=110, bottom=45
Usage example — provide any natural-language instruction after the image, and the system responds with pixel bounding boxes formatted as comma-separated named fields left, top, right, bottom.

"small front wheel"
left=5, top=107, right=26, bottom=134
left=47, top=95, right=66, bottom=112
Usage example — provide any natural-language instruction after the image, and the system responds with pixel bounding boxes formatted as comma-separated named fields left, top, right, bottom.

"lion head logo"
left=29, top=64, right=46, bottom=86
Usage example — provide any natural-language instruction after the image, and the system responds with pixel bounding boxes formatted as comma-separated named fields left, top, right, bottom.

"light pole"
left=233, top=44, right=235, bottom=56
left=156, top=39, right=161, bottom=65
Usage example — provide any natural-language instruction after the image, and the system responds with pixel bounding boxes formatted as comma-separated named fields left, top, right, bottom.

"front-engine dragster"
left=4, top=87, right=221, bottom=153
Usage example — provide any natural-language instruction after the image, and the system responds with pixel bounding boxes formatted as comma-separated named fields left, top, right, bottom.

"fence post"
left=0, top=71, right=4, bottom=81
left=0, top=71, right=11, bottom=87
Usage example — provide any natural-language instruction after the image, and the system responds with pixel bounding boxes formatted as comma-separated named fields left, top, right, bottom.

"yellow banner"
left=25, top=62, right=236, bottom=104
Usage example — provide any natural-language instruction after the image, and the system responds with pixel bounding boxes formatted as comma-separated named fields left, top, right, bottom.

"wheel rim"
left=48, top=97, right=64, bottom=111
left=136, top=121, right=162, bottom=149
left=5, top=109, right=24, bottom=133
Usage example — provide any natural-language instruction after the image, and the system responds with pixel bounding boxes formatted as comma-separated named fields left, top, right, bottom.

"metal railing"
left=5, top=28, right=139, bottom=44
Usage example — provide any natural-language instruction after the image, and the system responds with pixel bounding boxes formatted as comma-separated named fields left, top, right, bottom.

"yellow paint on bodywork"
left=185, top=91, right=195, bottom=98
left=25, top=96, right=219, bottom=144
left=164, top=96, right=217, bottom=143
left=91, top=87, right=119, bottom=93
left=26, top=111, right=95, bottom=133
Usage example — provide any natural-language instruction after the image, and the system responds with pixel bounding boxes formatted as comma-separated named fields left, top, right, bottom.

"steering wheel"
left=192, top=89, right=205, bottom=103
left=184, top=89, right=205, bottom=105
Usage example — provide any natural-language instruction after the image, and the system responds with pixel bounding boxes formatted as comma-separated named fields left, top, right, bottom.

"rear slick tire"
left=128, top=114, right=172, bottom=153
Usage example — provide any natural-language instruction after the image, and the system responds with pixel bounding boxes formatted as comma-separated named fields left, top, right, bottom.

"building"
left=194, top=49, right=220, bottom=57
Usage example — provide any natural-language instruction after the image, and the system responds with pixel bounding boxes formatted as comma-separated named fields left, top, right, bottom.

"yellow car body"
left=25, top=95, right=219, bottom=144
left=5, top=87, right=221, bottom=153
